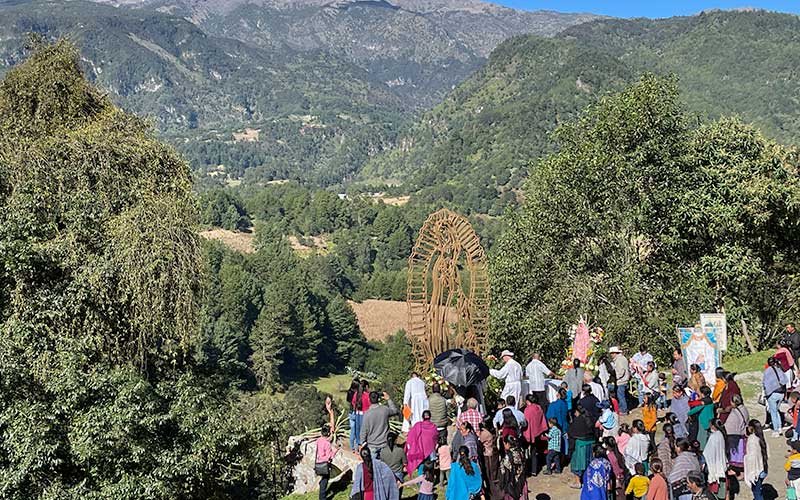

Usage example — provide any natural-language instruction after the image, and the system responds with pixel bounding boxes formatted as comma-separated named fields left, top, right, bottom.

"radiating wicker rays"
left=406, top=209, right=490, bottom=371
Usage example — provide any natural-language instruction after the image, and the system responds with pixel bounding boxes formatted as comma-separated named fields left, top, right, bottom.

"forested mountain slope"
left=366, top=10, right=800, bottom=214
left=90, top=0, right=600, bottom=107
left=0, top=0, right=597, bottom=186
left=0, top=0, right=408, bottom=184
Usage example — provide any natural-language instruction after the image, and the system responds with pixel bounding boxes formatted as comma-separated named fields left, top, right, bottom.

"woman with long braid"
left=446, top=445, right=483, bottom=500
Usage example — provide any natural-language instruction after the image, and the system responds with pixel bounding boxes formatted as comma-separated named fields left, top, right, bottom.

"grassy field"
left=722, top=349, right=771, bottom=404
left=313, top=373, right=354, bottom=405
left=347, top=299, right=407, bottom=341
left=283, top=481, right=351, bottom=500
left=722, top=349, right=770, bottom=373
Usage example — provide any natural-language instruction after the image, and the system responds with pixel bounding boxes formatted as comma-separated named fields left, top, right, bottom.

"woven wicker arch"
left=407, top=208, right=490, bottom=371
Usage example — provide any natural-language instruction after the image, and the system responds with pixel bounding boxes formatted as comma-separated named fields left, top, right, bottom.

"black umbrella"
left=433, top=348, right=490, bottom=387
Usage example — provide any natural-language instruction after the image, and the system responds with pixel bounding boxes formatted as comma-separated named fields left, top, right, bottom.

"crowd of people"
left=313, top=324, right=800, bottom=500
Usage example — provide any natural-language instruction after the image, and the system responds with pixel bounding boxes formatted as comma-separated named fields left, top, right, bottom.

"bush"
left=283, top=385, right=331, bottom=432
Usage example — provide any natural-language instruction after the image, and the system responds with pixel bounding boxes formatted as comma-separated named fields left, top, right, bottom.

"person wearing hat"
left=490, top=350, right=523, bottom=410
left=609, top=346, right=630, bottom=416
left=595, top=399, right=619, bottom=437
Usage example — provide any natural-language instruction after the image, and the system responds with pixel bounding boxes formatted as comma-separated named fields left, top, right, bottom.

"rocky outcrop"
left=288, top=435, right=361, bottom=495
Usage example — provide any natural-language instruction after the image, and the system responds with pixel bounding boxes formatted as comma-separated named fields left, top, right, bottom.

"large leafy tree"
left=0, top=41, right=265, bottom=499
left=491, top=75, right=800, bottom=362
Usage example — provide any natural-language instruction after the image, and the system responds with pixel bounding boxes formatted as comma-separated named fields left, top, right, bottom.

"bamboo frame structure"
left=406, top=209, right=490, bottom=371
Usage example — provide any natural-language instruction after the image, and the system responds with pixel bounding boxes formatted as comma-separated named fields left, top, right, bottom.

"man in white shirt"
left=525, top=353, right=554, bottom=408
left=631, top=345, right=654, bottom=407
left=584, top=370, right=608, bottom=403
left=490, top=349, right=523, bottom=408
left=610, top=346, right=630, bottom=415
left=401, top=372, right=429, bottom=432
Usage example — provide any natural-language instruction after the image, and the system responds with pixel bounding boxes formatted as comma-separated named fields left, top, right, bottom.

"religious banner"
left=678, top=325, right=720, bottom=384
left=700, top=313, right=727, bottom=352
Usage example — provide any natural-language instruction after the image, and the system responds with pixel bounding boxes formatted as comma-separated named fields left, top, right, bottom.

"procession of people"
left=315, top=324, right=800, bottom=500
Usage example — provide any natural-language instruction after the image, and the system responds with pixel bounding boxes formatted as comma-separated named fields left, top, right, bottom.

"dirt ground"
left=198, top=228, right=255, bottom=253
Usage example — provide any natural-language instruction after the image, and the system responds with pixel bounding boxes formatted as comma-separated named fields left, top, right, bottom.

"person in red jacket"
left=522, top=394, right=548, bottom=476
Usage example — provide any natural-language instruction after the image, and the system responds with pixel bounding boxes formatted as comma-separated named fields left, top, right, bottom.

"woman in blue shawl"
left=351, top=448, right=399, bottom=500
left=446, top=445, right=483, bottom=500
left=581, top=445, right=612, bottom=500
left=546, top=388, right=569, bottom=453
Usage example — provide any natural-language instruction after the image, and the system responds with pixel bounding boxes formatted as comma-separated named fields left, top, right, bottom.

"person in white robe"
left=402, top=372, right=429, bottom=432
left=624, top=421, right=651, bottom=474
left=489, top=350, right=522, bottom=408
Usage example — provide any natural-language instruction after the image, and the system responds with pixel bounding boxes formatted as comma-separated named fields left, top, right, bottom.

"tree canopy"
left=0, top=40, right=268, bottom=500
left=491, top=74, right=800, bottom=362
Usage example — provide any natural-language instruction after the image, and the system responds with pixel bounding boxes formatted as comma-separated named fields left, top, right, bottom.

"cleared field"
left=199, top=228, right=255, bottom=254
left=348, top=299, right=407, bottom=341
left=372, top=193, right=410, bottom=206
left=287, top=235, right=329, bottom=255
left=348, top=299, right=458, bottom=341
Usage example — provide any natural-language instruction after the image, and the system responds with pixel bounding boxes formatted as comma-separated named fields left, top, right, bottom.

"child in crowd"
left=561, top=381, right=573, bottom=412
left=399, top=458, right=436, bottom=500
left=436, top=434, right=451, bottom=486
left=657, top=373, right=668, bottom=410
left=648, top=458, right=668, bottom=500
left=610, top=392, right=620, bottom=414
left=786, top=440, right=800, bottom=498
left=625, top=462, right=650, bottom=500
left=543, top=417, right=562, bottom=475
left=596, top=400, right=619, bottom=437
left=616, top=423, right=631, bottom=454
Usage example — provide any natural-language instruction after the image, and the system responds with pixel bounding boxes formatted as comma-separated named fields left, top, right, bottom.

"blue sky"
left=495, top=1, right=800, bottom=18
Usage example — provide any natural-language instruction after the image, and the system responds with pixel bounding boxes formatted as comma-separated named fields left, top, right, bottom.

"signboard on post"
left=678, top=325, right=720, bottom=386
left=700, top=313, right=727, bottom=352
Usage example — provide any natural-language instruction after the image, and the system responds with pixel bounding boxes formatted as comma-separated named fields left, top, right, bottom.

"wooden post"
left=740, top=318, right=757, bottom=353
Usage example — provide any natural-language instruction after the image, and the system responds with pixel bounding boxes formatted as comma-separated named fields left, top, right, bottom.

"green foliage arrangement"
left=491, top=74, right=800, bottom=364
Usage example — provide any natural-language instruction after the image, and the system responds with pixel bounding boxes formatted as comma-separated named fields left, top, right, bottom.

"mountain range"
left=364, top=9, right=800, bottom=213
left=1, top=1, right=799, bottom=214
left=0, top=0, right=597, bottom=185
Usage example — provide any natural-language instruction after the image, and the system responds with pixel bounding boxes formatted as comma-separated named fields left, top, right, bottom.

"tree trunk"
left=740, top=319, right=756, bottom=354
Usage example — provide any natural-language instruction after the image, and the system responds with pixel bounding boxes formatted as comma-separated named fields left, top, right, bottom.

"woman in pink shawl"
left=522, top=394, right=548, bottom=475
left=405, top=410, right=439, bottom=475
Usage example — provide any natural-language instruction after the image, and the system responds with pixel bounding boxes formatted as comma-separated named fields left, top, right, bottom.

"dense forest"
left=198, top=184, right=504, bottom=302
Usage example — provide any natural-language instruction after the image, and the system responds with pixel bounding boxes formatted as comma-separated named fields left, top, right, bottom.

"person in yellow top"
left=625, top=462, right=650, bottom=499
left=642, top=393, right=658, bottom=451
left=711, top=367, right=726, bottom=403
left=785, top=441, right=800, bottom=495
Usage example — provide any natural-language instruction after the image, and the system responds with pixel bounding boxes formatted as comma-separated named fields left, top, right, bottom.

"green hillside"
left=0, top=0, right=597, bottom=188
left=0, top=0, right=406, bottom=185
left=366, top=10, right=800, bottom=214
